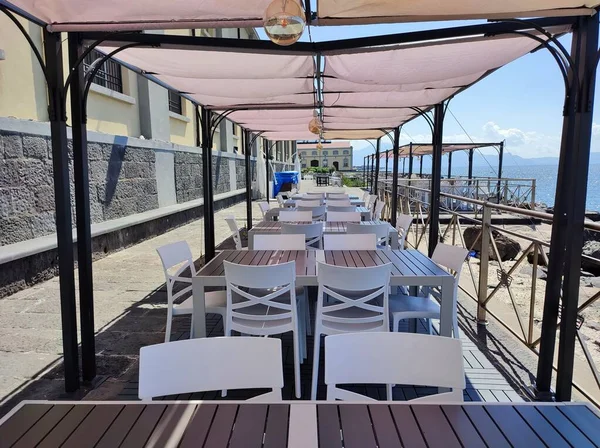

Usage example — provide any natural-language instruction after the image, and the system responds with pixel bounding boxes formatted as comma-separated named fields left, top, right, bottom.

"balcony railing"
left=374, top=176, right=600, bottom=407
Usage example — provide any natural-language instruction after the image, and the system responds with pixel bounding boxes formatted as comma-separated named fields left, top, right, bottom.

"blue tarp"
left=273, top=171, right=299, bottom=197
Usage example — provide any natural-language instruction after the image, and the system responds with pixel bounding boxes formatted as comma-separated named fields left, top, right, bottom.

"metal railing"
left=375, top=176, right=600, bottom=406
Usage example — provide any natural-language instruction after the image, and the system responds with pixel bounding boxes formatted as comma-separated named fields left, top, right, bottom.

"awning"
left=377, top=143, right=503, bottom=158
left=317, top=0, right=599, bottom=25
left=4, top=0, right=597, bottom=30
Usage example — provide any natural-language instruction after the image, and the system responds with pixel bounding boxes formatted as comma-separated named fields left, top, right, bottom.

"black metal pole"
left=265, top=139, right=270, bottom=202
left=419, top=156, right=423, bottom=177
left=447, top=152, right=453, bottom=179
left=244, top=130, right=253, bottom=230
left=44, top=30, right=80, bottom=392
left=201, top=107, right=216, bottom=261
left=556, top=14, right=599, bottom=401
left=408, top=143, right=413, bottom=183
left=468, top=148, right=474, bottom=180
left=385, top=150, right=390, bottom=179
left=363, top=156, right=366, bottom=186
left=536, top=15, right=598, bottom=399
left=402, top=157, right=405, bottom=176
left=370, top=154, right=375, bottom=192
left=391, top=127, right=400, bottom=228
left=68, top=32, right=96, bottom=383
left=429, top=103, right=444, bottom=257
left=374, top=139, right=381, bottom=195
left=497, top=141, right=504, bottom=203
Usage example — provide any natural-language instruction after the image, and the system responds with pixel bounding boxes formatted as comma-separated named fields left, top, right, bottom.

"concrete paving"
left=0, top=185, right=365, bottom=415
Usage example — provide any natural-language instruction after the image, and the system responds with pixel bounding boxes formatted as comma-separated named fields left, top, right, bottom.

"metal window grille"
left=83, top=49, right=123, bottom=93
left=168, top=91, right=183, bottom=114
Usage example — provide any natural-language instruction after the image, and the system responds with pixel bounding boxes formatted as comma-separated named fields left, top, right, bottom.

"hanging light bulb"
left=264, top=0, right=306, bottom=46
left=308, top=112, right=322, bottom=135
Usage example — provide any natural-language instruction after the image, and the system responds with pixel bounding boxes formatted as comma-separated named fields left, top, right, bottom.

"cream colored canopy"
left=5, top=0, right=598, bottom=30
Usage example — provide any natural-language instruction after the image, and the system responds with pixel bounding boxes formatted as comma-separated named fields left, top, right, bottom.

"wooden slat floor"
left=114, top=297, right=525, bottom=403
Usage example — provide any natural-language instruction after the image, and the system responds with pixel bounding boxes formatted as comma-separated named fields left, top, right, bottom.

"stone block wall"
left=212, top=155, right=230, bottom=195
left=235, top=159, right=246, bottom=190
left=174, top=151, right=203, bottom=203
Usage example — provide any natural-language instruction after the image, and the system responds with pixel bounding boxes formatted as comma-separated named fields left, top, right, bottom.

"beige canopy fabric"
left=6, top=0, right=596, bottom=30
left=317, top=0, right=599, bottom=25
left=376, top=143, right=503, bottom=159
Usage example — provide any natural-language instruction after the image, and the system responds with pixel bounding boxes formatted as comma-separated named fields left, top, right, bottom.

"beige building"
left=297, top=141, right=353, bottom=171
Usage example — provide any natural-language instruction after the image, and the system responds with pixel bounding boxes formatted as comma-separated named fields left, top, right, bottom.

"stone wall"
left=235, top=159, right=246, bottom=190
left=212, top=155, right=230, bottom=195
left=174, top=151, right=202, bottom=203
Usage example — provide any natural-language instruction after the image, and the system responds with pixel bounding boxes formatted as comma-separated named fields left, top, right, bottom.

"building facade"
left=0, top=21, right=295, bottom=296
left=297, top=141, right=353, bottom=171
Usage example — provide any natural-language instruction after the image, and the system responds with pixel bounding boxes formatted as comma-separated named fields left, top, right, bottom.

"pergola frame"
left=1, top=1, right=598, bottom=404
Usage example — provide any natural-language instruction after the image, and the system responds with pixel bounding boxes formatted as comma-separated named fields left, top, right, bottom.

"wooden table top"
left=252, top=220, right=392, bottom=233
left=197, top=249, right=449, bottom=280
left=2, top=401, right=598, bottom=448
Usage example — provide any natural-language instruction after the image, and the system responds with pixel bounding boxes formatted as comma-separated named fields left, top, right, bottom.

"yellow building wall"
left=0, top=17, right=48, bottom=121
left=169, top=98, right=197, bottom=146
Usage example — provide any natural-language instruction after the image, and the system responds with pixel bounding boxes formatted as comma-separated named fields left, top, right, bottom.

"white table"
left=247, top=220, right=399, bottom=250
left=192, top=249, right=454, bottom=339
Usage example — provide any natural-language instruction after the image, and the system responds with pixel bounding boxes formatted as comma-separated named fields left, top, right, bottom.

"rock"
left=582, top=241, right=600, bottom=274
left=527, top=250, right=549, bottom=267
left=585, top=211, right=600, bottom=222
left=463, top=227, right=522, bottom=261
left=581, top=277, right=600, bottom=288
left=519, top=266, right=547, bottom=280
left=584, top=227, right=600, bottom=243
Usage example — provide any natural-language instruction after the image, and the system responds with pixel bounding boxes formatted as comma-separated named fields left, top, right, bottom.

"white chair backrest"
left=326, top=211, right=361, bottom=222
left=327, top=205, right=356, bottom=212
left=346, top=222, right=390, bottom=244
left=258, top=202, right=270, bottom=218
left=281, top=222, right=323, bottom=249
left=306, top=192, right=325, bottom=198
left=324, top=234, right=376, bottom=250
left=139, top=337, right=284, bottom=400
left=316, top=262, right=391, bottom=335
left=432, top=243, right=469, bottom=283
left=327, top=193, right=349, bottom=200
left=373, top=201, right=385, bottom=220
left=324, top=332, right=465, bottom=402
left=362, top=191, right=370, bottom=202
left=297, top=199, right=322, bottom=207
left=276, top=194, right=285, bottom=207
left=224, top=216, right=242, bottom=250
left=156, top=241, right=196, bottom=306
left=254, top=234, right=306, bottom=250
left=279, top=210, right=313, bottom=222
left=298, top=205, right=327, bottom=220
left=396, top=214, right=413, bottom=248
left=367, top=194, right=378, bottom=208
left=327, top=200, right=352, bottom=207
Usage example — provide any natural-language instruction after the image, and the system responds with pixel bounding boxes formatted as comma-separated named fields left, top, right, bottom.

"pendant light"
left=264, top=0, right=306, bottom=46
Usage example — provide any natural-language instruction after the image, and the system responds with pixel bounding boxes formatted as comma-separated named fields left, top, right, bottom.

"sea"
left=448, top=164, right=600, bottom=212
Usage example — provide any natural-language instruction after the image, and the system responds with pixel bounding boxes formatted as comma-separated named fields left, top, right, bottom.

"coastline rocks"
left=582, top=241, right=600, bottom=274
left=527, top=250, right=549, bottom=267
left=463, top=227, right=521, bottom=261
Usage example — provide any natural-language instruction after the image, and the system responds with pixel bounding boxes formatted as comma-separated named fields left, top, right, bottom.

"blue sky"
left=257, top=18, right=600, bottom=165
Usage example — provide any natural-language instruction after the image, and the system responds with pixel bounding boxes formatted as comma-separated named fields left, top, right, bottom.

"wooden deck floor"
left=114, top=297, right=524, bottom=403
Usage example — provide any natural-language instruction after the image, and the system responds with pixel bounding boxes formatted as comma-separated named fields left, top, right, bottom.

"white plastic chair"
left=362, top=191, right=370, bottom=203
left=156, top=241, right=226, bottom=342
left=366, top=194, right=378, bottom=209
left=324, top=332, right=465, bottom=402
left=139, top=337, right=284, bottom=401
left=276, top=194, right=286, bottom=208
left=224, top=260, right=302, bottom=398
left=373, top=200, right=385, bottom=220
left=297, top=199, right=322, bottom=207
left=224, top=215, right=245, bottom=250
left=328, top=194, right=349, bottom=200
left=306, top=192, right=325, bottom=198
left=327, top=205, right=356, bottom=212
left=253, top=233, right=307, bottom=250
left=298, top=205, right=327, bottom=221
left=311, top=262, right=392, bottom=399
left=258, top=202, right=270, bottom=219
left=326, top=211, right=361, bottom=222
left=390, top=243, right=468, bottom=337
left=396, top=214, right=413, bottom=249
left=282, top=222, right=323, bottom=249
left=324, top=234, right=376, bottom=250
left=346, top=222, right=390, bottom=249
left=279, top=210, right=313, bottom=222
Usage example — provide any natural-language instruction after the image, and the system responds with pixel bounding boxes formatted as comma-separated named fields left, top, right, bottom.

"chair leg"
left=297, top=303, right=307, bottom=361
left=292, top=329, right=301, bottom=399
left=304, top=288, right=312, bottom=336
left=165, top=314, right=172, bottom=343
left=452, top=316, right=460, bottom=339
left=427, top=318, right=433, bottom=335
left=386, top=384, right=393, bottom=401
left=311, top=332, right=321, bottom=400
left=189, top=314, right=195, bottom=339
left=392, top=314, right=400, bottom=333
